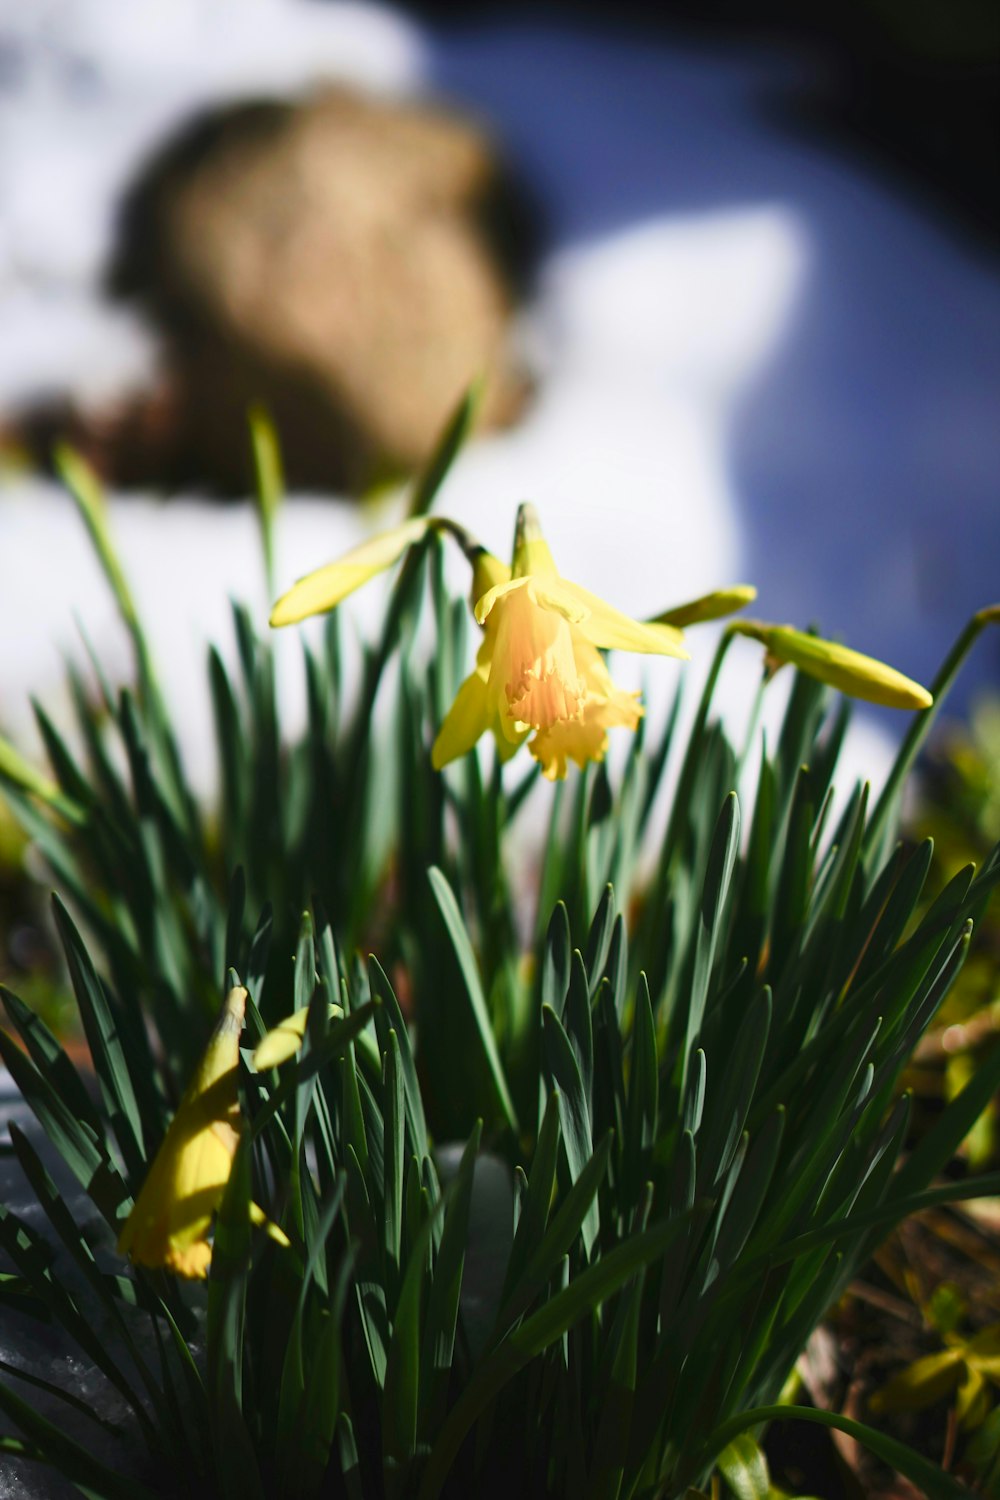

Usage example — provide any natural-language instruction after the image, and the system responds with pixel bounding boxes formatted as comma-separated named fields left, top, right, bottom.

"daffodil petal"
left=474, top=576, right=529, bottom=626
left=164, top=1241, right=214, bottom=1278
left=253, top=1007, right=310, bottom=1069
left=653, top=585, right=757, bottom=628
left=432, top=669, right=493, bottom=768
left=270, top=517, right=432, bottom=627
left=737, top=622, right=933, bottom=710
left=253, top=1004, right=344, bottom=1070
left=530, top=718, right=608, bottom=780
left=470, top=548, right=511, bottom=605
left=493, top=722, right=529, bottom=761
left=550, top=580, right=688, bottom=657
left=250, top=1201, right=292, bottom=1248
left=530, top=583, right=589, bottom=625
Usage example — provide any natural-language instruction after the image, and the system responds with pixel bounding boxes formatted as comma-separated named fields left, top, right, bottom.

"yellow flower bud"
left=653, top=585, right=757, bottom=629
left=117, top=987, right=289, bottom=1279
left=735, top=621, right=933, bottom=711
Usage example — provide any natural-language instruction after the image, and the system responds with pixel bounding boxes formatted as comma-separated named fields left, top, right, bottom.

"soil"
left=766, top=1207, right=1000, bottom=1497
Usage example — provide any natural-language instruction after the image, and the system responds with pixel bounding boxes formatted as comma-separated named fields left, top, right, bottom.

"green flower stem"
left=405, top=378, right=482, bottom=520
left=248, top=404, right=284, bottom=601
left=55, top=443, right=201, bottom=842
left=663, top=626, right=738, bottom=870
left=865, top=604, right=1000, bottom=868
left=734, top=669, right=767, bottom=784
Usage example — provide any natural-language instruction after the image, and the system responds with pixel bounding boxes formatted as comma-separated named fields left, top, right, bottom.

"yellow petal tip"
left=251, top=1201, right=292, bottom=1248
left=253, top=1007, right=310, bottom=1070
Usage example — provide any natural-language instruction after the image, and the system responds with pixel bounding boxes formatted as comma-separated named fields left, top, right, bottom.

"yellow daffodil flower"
left=433, top=504, right=688, bottom=780
left=117, top=986, right=289, bottom=1279
left=267, top=502, right=766, bottom=779
left=733, top=620, right=933, bottom=710
left=428, top=547, right=530, bottom=769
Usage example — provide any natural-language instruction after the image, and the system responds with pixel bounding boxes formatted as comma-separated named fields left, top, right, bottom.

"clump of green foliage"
left=905, top=695, right=1000, bottom=1171
left=0, top=419, right=997, bottom=1499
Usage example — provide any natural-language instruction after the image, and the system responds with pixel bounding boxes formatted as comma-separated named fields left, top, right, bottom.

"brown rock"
left=107, top=86, right=538, bottom=493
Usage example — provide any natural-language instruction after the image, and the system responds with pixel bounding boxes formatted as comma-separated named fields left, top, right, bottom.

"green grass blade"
left=626, top=973, right=659, bottom=1158
left=52, top=895, right=146, bottom=1175
left=249, top=1003, right=378, bottom=1142
left=206, top=1139, right=264, bottom=1500
left=0, top=1203, right=156, bottom=1444
left=563, top=949, right=595, bottom=1108
left=891, top=1031, right=1000, bottom=1200
left=370, top=956, right=428, bottom=1156
left=7, top=1125, right=166, bottom=1429
left=542, top=1004, right=598, bottom=1255
left=716, top=1432, right=769, bottom=1499
left=492, top=1132, right=613, bottom=1338
left=698, top=987, right=771, bottom=1190
left=0, top=1381, right=157, bottom=1500
left=0, top=1028, right=128, bottom=1226
left=0, top=984, right=102, bottom=1139
left=500, top=1092, right=561, bottom=1307
left=864, top=604, right=1000, bottom=867
left=422, top=1122, right=482, bottom=1420
left=540, top=902, right=572, bottom=1017
left=682, top=793, right=740, bottom=1096
left=700, top=1404, right=972, bottom=1500
left=382, top=1207, right=437, bottom=1497
left=419, top=1211, right=698, bottom=1500
left=406, top=380, right=481, bottom=520
left=584, top=886, right=616, bottom=997
left=428, top=866, right=519, bottom=1135
left=383, top=1031, right=406, bottom=1301
left=0, top=1355, right=127, bottom=1444
left=0, top=731, right=85, bottom=823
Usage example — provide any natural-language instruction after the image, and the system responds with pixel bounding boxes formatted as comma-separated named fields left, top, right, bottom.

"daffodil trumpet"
left=117, top=986, right=289, bottom=1279
left=435, top=504, right=689, bottom=779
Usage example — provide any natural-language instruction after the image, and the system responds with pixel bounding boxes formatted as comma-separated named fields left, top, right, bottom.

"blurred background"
left=0, top=0, right=997, bottom=730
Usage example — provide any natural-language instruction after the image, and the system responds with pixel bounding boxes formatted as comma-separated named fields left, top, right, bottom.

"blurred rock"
left=104, top=86, right=537, bottom=493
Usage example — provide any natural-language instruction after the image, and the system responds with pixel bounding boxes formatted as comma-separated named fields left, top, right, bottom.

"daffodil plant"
left=0, top=431, right=996, bottom=1500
